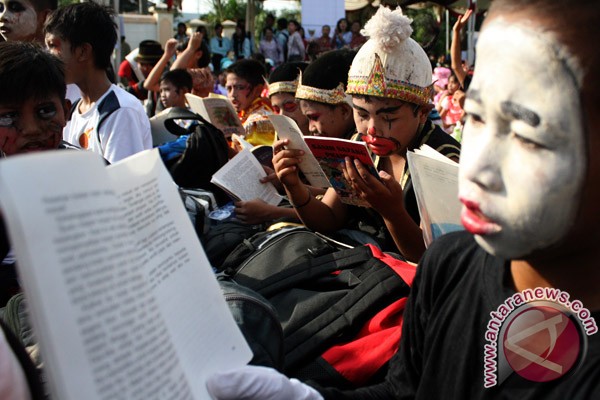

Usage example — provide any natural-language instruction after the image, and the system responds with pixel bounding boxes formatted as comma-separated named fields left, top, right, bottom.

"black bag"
left=179, top=188, right=218, bottom=236
left=218, top=279, right=284, bottom=370
left=220, top=226, right=353, bottom=278
left=223, top=228, right=414, bottom=388
left=202, top=221, right=264, bottom=270
left=158, top=107, right=231, bottom=206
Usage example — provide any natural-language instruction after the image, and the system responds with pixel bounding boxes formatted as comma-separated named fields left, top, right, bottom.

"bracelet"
left=292, top=188, right=312, bottom=209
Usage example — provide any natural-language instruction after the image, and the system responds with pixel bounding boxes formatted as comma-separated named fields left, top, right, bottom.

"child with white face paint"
left=0, top=0, right=55, bottom=43
left=206, top=1, right=600, bottom=399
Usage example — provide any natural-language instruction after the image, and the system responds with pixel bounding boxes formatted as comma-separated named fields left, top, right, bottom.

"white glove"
left=206, top=365, right=324, bottom=400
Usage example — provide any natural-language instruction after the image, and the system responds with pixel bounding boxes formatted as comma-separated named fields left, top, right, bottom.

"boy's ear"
left=251, top=83, right=264, bottom=99
left=77, top=43, right=93, bottom=63
left=418, top=103, right=433, bottom=123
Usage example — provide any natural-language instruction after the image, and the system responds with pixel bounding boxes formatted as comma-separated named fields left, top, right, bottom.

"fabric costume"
left=63, top=84, right=152, bottom=164
left=239, top=97, right=276, bottom=147
left=316, top=231, right=600, bottom=399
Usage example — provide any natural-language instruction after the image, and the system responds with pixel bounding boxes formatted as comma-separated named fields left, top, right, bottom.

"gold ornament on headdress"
left=268, top=78, right=299, bottom=96
left=347, top=53, right=433, bottom=105
left=295, top=72, right=347, bottom=105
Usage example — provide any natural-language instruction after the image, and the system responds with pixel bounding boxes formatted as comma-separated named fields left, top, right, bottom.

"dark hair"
left=0, top=42, right=65, bottom=105
left=288, top=20, right=300, bottom=31
left=44, top=2, right=117, bottom=70
left=214, top=22, right=223, bottom=31
left=302, top=49, right=355, bottom=91
left=226, top=59, right=266, bottom=86
left=196, top=40, right=211, bottom=68
left=161, top=68, right=193, bottom=92
left=268, top=61, right=308, bottom=84
left=277, top=18, right=288, bottom=30
left=32, top=0, right=57, bottom=11
left=336, top=18, right=349, bottom=33
left=177, top=22, right=186, bottom=29
left=263, top=26, right=273, bottom=36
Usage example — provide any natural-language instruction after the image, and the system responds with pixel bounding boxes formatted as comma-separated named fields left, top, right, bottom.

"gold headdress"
left=295, top=72, right=348, bottom=105
left=267, top=78, right=299, bottom=96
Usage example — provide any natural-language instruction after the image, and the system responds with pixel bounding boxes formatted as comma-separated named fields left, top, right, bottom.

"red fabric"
left=366, top=244, right=416, bottom=286
left=321, top=244, right=416, bottom=385
left=118, top=59, right=135, bottom=81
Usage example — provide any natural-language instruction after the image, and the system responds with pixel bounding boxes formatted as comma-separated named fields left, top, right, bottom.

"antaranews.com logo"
left=483, top=287, right=597, bottom=388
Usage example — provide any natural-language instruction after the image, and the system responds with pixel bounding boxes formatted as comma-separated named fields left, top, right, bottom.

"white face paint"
left=0, top=0, right=40, bottom=42
left=458, top=18, right=585, bottom=259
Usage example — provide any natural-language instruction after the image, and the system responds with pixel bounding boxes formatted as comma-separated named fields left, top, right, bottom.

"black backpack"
left=222, top=227, right=415, bottom=388
left=202, top=221, right=264, bottom=270
left=218, top=279, right=284, bottom=370
left=157, top=107, right=231, bottom=206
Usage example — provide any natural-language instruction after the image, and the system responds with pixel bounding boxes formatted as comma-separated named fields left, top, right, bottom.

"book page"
left=211, top=148, right=282, bottom=206
left=186, top=94, right=244, bottom=138
left=231, top=133, right=253, bottom=150
left=108, top=150, right=252, bottom=399
left=268, top=114, right=330, bottom=188
left=303, top=136, right=379, bottom=207
left=0, top=151, right=132, bottom=400
left=407, top=150, right=464, bottom=247
left=0, top=150, right=251, bottom=400
left=414, top=144, right=458, bottom=166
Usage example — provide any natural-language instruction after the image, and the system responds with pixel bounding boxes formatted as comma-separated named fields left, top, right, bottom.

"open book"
left=269, top=114, right=378, bottom=207
left=0, top=150, right=252, bottom=400
left=185, top=93, right=244, bottom=138
left=211, top=148, right=282, bottom=206
left=406, top=145, right=464, bottom=247
left=231, top=134, right=274, bottom=169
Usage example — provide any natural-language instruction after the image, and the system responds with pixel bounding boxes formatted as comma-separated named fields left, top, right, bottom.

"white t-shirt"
left=63, top=84, right=152, bottom=163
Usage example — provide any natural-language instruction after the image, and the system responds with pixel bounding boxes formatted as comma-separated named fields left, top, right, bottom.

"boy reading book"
left=274, top=8, right=460, bottom=261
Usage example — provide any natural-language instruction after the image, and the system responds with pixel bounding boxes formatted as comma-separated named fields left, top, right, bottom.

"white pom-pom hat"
left=346, top=6, right=433, bottom=105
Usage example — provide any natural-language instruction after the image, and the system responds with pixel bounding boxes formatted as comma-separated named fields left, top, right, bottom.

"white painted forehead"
left=478, top=17, right=584, bottom=89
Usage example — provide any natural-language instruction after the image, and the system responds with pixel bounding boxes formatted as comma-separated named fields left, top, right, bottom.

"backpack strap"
left=160, top=107, right=213, bottom=136
left=254, top=245, right=374, bottom=297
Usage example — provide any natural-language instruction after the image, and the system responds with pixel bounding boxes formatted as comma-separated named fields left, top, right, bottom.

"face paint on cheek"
left=2, top=7, right=38, bottom=40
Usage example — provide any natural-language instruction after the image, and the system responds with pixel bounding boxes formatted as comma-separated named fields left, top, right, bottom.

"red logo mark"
left=503, top=305, right=581, bottom=382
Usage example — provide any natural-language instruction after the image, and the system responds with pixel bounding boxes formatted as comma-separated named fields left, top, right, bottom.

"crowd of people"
left=0, top=0, right=599, bottom=399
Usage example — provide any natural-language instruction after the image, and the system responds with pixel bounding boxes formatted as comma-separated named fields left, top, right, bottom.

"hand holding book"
left=269, top=115, right=380, bottom=207
left=341, top=157, right=404, bottom=217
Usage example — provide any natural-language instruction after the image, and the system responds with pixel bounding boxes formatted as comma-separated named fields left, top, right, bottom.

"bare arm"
left=171, top=32, right=203, bottom=71
left=143, top=39, right=178, bottom=92
left=234, top=199, right=300, bottom=225
left=451, top=9, right=473, bottom=89
left=272, top=139, right=348, bottom=232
